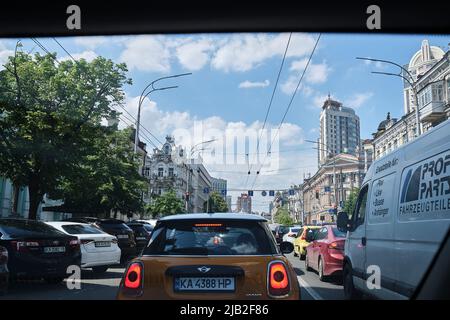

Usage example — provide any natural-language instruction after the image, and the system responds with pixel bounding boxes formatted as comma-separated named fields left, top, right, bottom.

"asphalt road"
left=0, top=254, right=344, bottom=300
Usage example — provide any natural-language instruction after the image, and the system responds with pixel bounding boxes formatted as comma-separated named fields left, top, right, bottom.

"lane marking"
left=297, top=276, right=323, bottom=300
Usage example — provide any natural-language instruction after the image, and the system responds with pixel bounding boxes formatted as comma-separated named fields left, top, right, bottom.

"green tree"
left=343, top=187, right=360, bottom=218
left=274, top=206, right=295, bottom=225
left=50, top=127, right=148, bottom=217
left=146, top=189, right=185, bottom=218
left=203, top=191, right=228, bottom=213
left=0, top=44, right=131, bottom=219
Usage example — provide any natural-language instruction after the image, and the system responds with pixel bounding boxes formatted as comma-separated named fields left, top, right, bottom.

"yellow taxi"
left=293, top=226, right=321, bottom=260
left=116, top=213, right=300, bottom=300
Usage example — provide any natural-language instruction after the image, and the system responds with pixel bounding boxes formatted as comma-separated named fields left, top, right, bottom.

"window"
left=168, top=167, right=174, bottom=177
left=315, top=227, right=328, bottom=240
left=143, top=220, right=277, bottom=256
left=352, top=184, right=368, bottom=228
left=62, top=224, right=105, bottom=235
left=158, top=167, right=164, bottom=177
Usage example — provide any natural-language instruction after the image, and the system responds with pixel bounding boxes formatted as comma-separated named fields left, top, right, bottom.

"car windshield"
left=143, top=220, right=277, bottom=256
left=0, top=219, right=66, bottom=238
left=61, top=224, right=105, bottom=235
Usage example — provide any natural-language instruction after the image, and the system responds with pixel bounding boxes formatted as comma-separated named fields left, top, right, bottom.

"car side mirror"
left=337, top=211, right=350, bottom=232
left=279, top=241, right=294, bottom=254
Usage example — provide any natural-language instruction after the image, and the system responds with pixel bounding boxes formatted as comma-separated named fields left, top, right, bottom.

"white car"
left=46, top=222, right=121, bottom=273
left=282, top=226, right=302, bottom=244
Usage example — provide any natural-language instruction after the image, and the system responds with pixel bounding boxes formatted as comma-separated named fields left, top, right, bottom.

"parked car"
left=304, top=225, right=346, bottom=281
left=93, top=219, right=136, bottom=262
left=0, top=245, right=8, bottom=295
left=282, top=226, right=302, bottom=244
left=46, top=222, right=121, bottom=273
left=0, top=218, right=81, bottom=284
left=126, top=222, right=152, bottom=253
left=337, top=119, right=450, bottom=300
left=273, top=225, right=290, bottom=244
left=293, top=226, right=321, bottom=259
left=116, top=213, right=300, bottom=300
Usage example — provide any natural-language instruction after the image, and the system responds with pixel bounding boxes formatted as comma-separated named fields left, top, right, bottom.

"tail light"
left=268, top=261, right=290, bottom=297
left=328, top=241, right=344, bottom=250
left=69, top=239, right=80, bottom=249
left=111, top=238, right=118, bottom=244
left=0, top=246, right=8, bottom=264
left=10, top=241, right=40, bottom=252
left=122, top=261, right=144, bottom=296
left=80, top=239, right=95, bottom=245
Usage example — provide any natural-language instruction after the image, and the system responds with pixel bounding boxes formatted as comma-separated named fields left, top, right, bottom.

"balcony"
left=420, top=101, right=447, bottom=123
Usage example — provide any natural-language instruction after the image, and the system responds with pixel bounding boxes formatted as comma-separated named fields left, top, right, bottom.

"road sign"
left=248, top=190, right=254, bottom=196
left=324, top=186, right=331, bottom=192
left=203, top=187, right=210, bottom=194
left=289, top=189, right=295, bottom=196
left=221, top=189, right=227, bottom=196
left=269, top=190, right=275, bottom=196
left=261, top=191, right=267, bottom=197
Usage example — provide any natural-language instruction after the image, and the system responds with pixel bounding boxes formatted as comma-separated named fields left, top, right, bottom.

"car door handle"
left=361, top=237, right=367, bottom=246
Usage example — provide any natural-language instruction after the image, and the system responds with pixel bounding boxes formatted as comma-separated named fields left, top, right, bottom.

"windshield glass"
left=332, top=227, right=346, bottom=238
left=143, top=220, right=277, bottom=255
left=0, top=219, right=66, bottom=238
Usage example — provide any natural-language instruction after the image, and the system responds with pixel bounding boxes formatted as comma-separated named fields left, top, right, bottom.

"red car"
left=304, top=225, right=346, bottom=281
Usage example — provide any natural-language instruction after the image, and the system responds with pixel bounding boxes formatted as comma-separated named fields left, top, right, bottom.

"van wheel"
left=305, top=253, right=312, bottom=271
left=318, top=258, right=327, bottom=282
left=343, top=264, right=361, bottom=300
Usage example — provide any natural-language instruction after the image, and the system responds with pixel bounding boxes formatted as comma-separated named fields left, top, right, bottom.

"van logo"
left=197, top=266, right=211, bottom=273
left=400, top=166, right=422, bottom=203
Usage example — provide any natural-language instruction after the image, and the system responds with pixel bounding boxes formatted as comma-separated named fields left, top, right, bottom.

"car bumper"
left=81, top=250, right=121, bottom=268
left=323, top=251, right=344, bottom=276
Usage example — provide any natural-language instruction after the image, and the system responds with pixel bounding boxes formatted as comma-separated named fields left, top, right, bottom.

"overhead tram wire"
left=244, top=33, right=292, bottom=190
left=250, top=33, right=322, bottom=190
left=49, top=37, right=163, bottom=148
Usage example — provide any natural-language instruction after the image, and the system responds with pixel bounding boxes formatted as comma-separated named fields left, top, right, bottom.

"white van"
left=337, top=119, right=450, bottom=300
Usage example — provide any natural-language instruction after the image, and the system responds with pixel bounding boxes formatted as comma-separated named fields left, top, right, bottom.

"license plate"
left=44, top=246, right=66, bottom=253
left=174, top=277, right=235, bottom=292
left=95, top=241, right=111, bottom=247
left=136, top=237, right=146, bottom=240
left=117, top=235, right=128, bottom=239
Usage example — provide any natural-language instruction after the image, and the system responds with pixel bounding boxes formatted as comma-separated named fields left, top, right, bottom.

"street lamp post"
left=356, top=57, right=421, bottom=137
left=134, top=73, right=192, bottom=153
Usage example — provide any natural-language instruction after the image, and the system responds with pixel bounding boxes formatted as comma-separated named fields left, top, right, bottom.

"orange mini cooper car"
left=116, top=213, right=300, bottom=300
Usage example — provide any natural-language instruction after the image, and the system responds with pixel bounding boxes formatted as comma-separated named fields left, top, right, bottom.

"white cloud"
left=344, top=92, right=374, bottom=109
left=211, top=33, right=317, bottom=72
left=289, top=59, right=331, bottom=84
left=119, top=36, right=171, bottom=73
left=60, top=50, right=98, bottom=62
left=239, top=80, right=270, bottom=89
left=74, top=36, right=107, bottom=49
left=0, top=41, right=14, bottom=70
left=176, top=39, right=215, bottom=71
left=312, top=94, right=333, bottom=109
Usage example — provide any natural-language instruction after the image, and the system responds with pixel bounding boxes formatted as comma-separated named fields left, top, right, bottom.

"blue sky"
left=1, top=33, right=449, bottom=211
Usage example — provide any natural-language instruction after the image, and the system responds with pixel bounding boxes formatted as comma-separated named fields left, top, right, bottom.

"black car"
left=126, top=222, right=152, bottom=253
left=93, top=219, right=136, bottom=261
left=0, top=218, right=81, bottom=284
left=0, top=245, right=8, bottom=295
left=274, top=225, right=290, bottom=244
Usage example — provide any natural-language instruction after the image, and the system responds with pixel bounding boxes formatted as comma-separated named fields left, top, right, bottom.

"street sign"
left=269, top=190, right=275, bottom=196
left=324, top=186, right=331, bottom=192
left=261, top=190, right=267, bottom=197
left=289, top=189, right=295, bottom=196
left=221, top=189, right=227, bottom=196
left=328, top=208, right=337, bottom=214
left=248, top=190, right=253, bottom=196
left=203, top=187, right=210, bottom=194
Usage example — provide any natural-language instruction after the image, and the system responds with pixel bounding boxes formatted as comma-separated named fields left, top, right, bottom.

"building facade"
left=302, top=154, right=365, bottom=225
left=319, top=96, right=361, bottom=166
left=211, top=177, right=227, bottom=198
left=373, top=41, right=450, bottom=160
left=236, top=193, right=252, bottom=213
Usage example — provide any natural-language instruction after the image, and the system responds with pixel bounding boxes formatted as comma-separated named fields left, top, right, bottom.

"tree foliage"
left=146, top=189, right=185, bottom=218
left=0, top=44, right=131, bottom=219
left=204, top=192, right=228, bottom=213
left=274, top=206, right=295, bottom=225
left=343, top=188, right=360, bottom=218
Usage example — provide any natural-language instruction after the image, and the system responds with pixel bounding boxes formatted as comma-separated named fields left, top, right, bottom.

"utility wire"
left=244, top=33, right=292, bottom=190
left=251, top=33, right=322, bottom=190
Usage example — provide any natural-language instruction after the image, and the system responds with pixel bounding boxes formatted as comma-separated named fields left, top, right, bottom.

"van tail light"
left=0, top=246, right=8, bottom=264
left=268, top=261, right=290, bottom=297
left=122, top=261, right=144, bottom=296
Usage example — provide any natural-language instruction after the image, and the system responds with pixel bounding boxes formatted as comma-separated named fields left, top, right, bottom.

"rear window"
left=0, top=219, right=66, bottom=238
left=143, top=220, right=277, bottom=256
left=61, top=224, right=105, bottom=235
left=278, top=226, right=290, bottom=234
left=98, top=222, right=131, bottom=231
left=290, top=228, right=301, bottom=233
left=332, top=227, right=346, bottom=238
